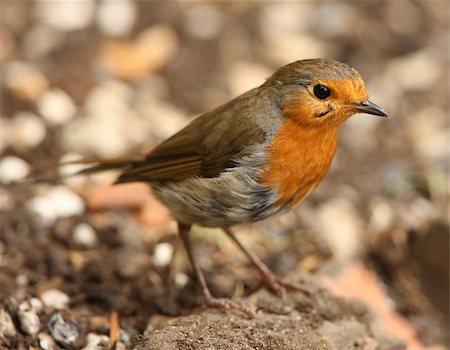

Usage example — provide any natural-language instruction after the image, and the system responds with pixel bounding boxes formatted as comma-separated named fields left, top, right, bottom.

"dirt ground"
left=0, top=1, right=448, bottom=349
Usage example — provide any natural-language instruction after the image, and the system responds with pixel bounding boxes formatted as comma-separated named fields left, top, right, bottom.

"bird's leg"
left=223, top=227, right=311, bottom=296
left=177, top=223, right=257, bottom=317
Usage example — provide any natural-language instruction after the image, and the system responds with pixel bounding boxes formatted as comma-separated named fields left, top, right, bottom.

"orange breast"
left=260, top=119, right=339, bottom=207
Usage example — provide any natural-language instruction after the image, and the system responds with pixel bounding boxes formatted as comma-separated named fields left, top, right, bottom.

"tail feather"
left=26, top=156, right=142, bottom=183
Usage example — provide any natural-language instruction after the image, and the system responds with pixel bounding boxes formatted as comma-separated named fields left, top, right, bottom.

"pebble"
left=61, top=80, right=148, bottom=157
left=184, top=4, right=223, bottom=40
left=3, top=61, right=48, bottom=101
left=99, top=24, right=178, bottom=80
left=81, top=333, right=110, bottom=350
left=23, top=25, right=64, bottom=59
left=316, top=198, right=364, bottom=261
left=17, top=300, right=41, bottom=336
left=387, top=49, right=442, bottom=91
left=0, top=308, right=16, bottom=340
left=34, top=0, right=95, bottom=31
left=29, top=297, right=45, bottom=314
left=41, top=289, right=70, bottom=310
left=369, top=198, right=395, bottom=232
left=0, top=156, right=30, bottom=184
left=72, top=223, right=98, bottom=248
left=10, top=111, right=47, bottom=150
left=37, top=89, right=77, bottom=125
left=153, top=242, right=174, bottom=267
left=174, top=272, right=190, bottom=289
left=48, top=312, right=83, bottom=348
left=227, top=62, right=271, bottom=96
left=38, top=332, right=58, bottom=350
left=27, top=186, right=85, bottom=225
left=116, top=250, right=151, bottom=279
left=97, top=0, right=136, bottom=37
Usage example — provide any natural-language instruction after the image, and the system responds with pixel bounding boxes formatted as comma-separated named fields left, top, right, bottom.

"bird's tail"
left=27, top=156, right=142, bottom=183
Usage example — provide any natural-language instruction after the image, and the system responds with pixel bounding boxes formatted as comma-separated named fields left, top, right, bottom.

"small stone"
left=72, top=223, right=98, bottom=248
left=23, top=25, right=64, bottom=59
left=184, top=4, right=223, bottom=40
left=153, top=243, right=174, bottom=267
left=99, top=24, right=178, bottom=80
left=0, top=308, right=16, bottom=340
left=41, top=289, right=70, bottom=310
left=97, top=0, right=136, bottom=37
left=29, top=298, right=45, bottom=314
left=316, top=198, right=363, bottom=261
left=387, top=49, right=442, bottom=91
left=227, top=62, right=272, bottom=96
left=3, top=62, right=48, bottom=101
left=48, top=312, right=83, bottom=348
left=81, top=332, right=110, bottom=350
left=27, top=186, right=85, bottom=225
left=18, top=300, right=41, bottom=336
left=174, top=273, right=189, bottom=289
left=0, top=187, right=13, bottom=211
left=38, top=332, right=58, bottom=350
left=34, top=0, right=95, bottom=31
left=10, top=111, right=47, bottom=150
left=37, top=89, right=77, bottom=125
left=0, top=156, right=30, bottom=184
left=15, top=274, right=29, bottom=287
left=116, top=250, right=151, bottom=279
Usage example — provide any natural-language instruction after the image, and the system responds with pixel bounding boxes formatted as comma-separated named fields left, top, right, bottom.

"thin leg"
left=178, top=223, right=257, bottom=317
left=223, top=227, right=311, bottom=296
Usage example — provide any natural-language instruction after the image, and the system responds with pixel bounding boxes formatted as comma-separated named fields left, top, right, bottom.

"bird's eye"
left=313, top=84, right=331, bottom=100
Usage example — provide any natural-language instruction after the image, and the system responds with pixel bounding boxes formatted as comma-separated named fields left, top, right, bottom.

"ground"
left=0, top=1, right=448, bottom=350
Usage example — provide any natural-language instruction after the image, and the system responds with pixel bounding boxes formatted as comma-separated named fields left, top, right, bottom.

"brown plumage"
left=62, top=58, right=387, bottom=316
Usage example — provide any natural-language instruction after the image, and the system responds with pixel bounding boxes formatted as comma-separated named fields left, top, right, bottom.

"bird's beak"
left=354, top=100, right=388, bottom=117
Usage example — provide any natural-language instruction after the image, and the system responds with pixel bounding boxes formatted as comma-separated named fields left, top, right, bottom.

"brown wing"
left=115, top=89, right=267, bottom=183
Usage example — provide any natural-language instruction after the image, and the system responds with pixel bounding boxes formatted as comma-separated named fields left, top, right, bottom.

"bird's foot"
left=261, top=273, right=312, bottom=297
left=204, top=296, right=258, bottom=318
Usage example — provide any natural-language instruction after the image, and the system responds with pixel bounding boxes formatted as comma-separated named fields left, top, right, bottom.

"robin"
left=65, top=58, right=387, bottom=317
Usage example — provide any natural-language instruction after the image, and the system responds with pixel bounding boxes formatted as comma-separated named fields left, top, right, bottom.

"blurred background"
left=0, top=1, right=448, bottom=349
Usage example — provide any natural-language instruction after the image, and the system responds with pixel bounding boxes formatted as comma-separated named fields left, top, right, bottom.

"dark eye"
left=313, top=84, right=331, bottom=100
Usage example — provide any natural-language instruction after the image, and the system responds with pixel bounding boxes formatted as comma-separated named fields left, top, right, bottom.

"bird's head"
left=266, top=58, right=387, bottom=128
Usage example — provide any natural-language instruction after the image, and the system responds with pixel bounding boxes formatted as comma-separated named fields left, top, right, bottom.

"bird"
left=59, top=58, right=387, bottom=317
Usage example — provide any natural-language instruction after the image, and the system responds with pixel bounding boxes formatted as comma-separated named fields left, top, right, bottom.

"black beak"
left=354, top=100, right=388, bottom=117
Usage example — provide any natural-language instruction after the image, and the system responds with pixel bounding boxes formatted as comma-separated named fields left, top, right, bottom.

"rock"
left=0, top=156, right=30, bottom=184
left=99, top=24, right=178, bottom=80
left=10, top=111, right=47, bottom=150
left=37, top=89, right=77, bottom=125
left=0, top=308, right=16, bottom=340
left=153, top=242, right=174, bottom=267
left=38, top=332, right=58, bottom=350
left=23, top=25, right=64, bottom=59
left=184, top=4, right=223, bottom=40
left=17, top=300, right=41, bottom=336
left=40, top=289, right=70, bottom=310
left=27, top=186, right=85, bottom=225
left=315, top=198, right=364, bottom=261
left=81, top=333, right=110, bottom=350
left=227, top=62, right=272, bottom=96
left=48, top=312, right=84, bottom=348
left=116, top=249, right=151, bottom=279
left=61, top=80, right=148, bottom=157
left=72, top=223, right=98, bottom=248
left=97, top=0, right=136, bottom=37
left=3, top=62, right=48, bottom=101
left=387, top=49, right=442, bottom=91
left=34, top=0, right=95, bottom=31
left=173, top=272, right=189, bottom=289
left=134, top=278, right=407, bottom=350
